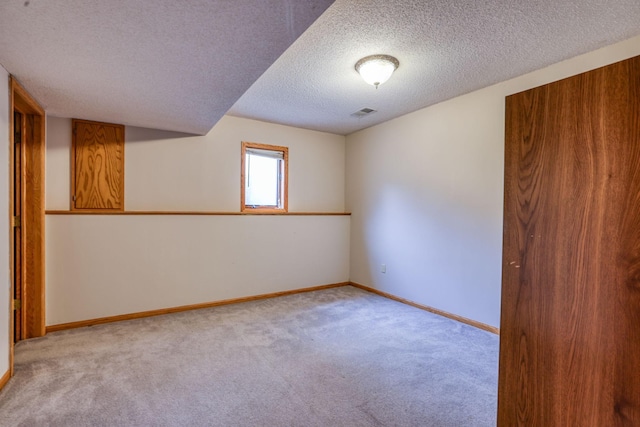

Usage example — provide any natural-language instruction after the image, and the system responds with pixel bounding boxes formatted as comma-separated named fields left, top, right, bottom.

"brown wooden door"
left=498, top=56, right=640, bottom=426
left=13, top=111, right=23, bottom=342
left=71, top=119, right=125, bottom=210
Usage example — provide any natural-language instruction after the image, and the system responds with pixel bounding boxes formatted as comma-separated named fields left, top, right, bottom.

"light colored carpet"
left=0, top=286, right=498, bottom=426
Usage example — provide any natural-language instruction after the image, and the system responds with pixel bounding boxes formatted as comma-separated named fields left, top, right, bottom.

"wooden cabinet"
left=498, top=56, right=640, bottom=425
left=71, top=119, right=124, bottom=210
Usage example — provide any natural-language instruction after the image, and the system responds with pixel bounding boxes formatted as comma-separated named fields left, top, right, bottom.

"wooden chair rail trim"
left=0, top=369, right=10, bottom=392
left=46, top=282, right=350, bottom=333
left=349, top=282, right=500, bottom=335
left=45, top=210, right=351, bottom=216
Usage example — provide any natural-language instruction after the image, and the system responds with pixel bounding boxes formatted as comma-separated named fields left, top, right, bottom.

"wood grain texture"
left=350, top=282, right=499, bottom=334
left=46, top=282, right=350, bottom=332
left=22, top=113, right=46, bottom=339
left=45, top=210, right=350, bottom=216
left=498, top=55, right=640, bottom=426
left=13, top=111, right=23, bottom=342
left=11, top=77, right=45, bottom=116
left=71, top=119, right=124, bottom=210
left=10, top=77, right=46, bottom=341
left=8, top=77, right=15, bottom=374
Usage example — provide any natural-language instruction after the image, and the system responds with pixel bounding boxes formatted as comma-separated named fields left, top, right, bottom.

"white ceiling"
left=230, top=0, right=640, bottom=135
left=2, top=1, right=640, bottom=136
left=0, top=0, right=333, bottom=135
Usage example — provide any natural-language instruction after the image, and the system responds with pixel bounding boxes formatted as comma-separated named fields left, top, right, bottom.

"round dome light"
left=355, top=54, right=400, bottom=88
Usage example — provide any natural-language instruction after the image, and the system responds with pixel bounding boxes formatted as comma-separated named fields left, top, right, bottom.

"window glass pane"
left=245, top=153, right=280, bottom=206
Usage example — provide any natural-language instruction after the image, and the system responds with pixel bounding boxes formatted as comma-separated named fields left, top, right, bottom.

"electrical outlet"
left=381, top=264, right=386, bottom=274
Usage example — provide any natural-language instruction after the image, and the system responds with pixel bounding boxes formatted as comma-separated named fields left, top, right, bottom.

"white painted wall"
left=0, top=67, right=10, bottom=375
left=46, top=115, right=349, bottom=325
left=47, top=115, right=346, bottom=212
left=346, top=35, right=640, bottom=328
left=46, top=215, right=350, bottom=325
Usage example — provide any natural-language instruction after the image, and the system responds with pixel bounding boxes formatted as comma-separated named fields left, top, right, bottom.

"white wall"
left=0, top=67, right=10, bottom=375
left=47, top=115, right=345, bottom=212
left=46, top=115, right=349, bottom=325
left=346, top=35, right=640, bottom=328
left=46, top=215, right=350, bottom=325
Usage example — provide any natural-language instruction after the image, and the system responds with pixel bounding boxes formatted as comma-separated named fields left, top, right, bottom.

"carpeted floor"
left=0, top=286, right=499, bottom=426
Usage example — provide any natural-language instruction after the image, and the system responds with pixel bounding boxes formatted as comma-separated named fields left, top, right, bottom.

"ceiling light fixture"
left=355, top=54, right=399, bottom=89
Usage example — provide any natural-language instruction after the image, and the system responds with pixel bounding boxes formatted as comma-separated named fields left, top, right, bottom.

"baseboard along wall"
left=0, top=369, right=10, bottom=392
left=349, top=282, right=500, bottom=335
left=45, top=283, right=349, bottom=333
left=45, top=281, right=498, bottom=335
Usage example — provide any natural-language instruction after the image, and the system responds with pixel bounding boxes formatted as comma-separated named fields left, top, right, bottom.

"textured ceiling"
left=2, top=1, right=640, bottom=137
left=0, top=0, right=333, bottom=135
left=229, top=0, right=640, bottom=135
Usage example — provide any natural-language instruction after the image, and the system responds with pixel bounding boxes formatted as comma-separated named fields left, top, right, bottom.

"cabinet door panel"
left=72, top=119, right=124, bottom=210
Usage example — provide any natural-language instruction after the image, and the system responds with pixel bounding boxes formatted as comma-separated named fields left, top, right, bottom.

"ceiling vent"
left=351, top=108, right=377, bottom=118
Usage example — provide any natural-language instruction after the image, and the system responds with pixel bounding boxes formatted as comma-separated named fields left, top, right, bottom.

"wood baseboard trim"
left=46, top=282, right=351, bottom=333
left=349, top=282, right=499, bottom=335
left=0, top=369, right=11, bottom=391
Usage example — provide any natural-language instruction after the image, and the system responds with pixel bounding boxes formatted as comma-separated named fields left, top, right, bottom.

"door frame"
left=8, top=77, right=45, bottom=373
left=13, top=110, right=24, bottom=343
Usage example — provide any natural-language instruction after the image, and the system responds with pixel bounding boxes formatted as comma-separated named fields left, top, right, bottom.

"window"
left=71, top=119, right=125, bottom=211
left=241, top=142, right=288, bottom=212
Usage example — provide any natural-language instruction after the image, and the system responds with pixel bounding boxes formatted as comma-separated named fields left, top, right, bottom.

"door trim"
left=8, top=77, right=45, bottom=373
